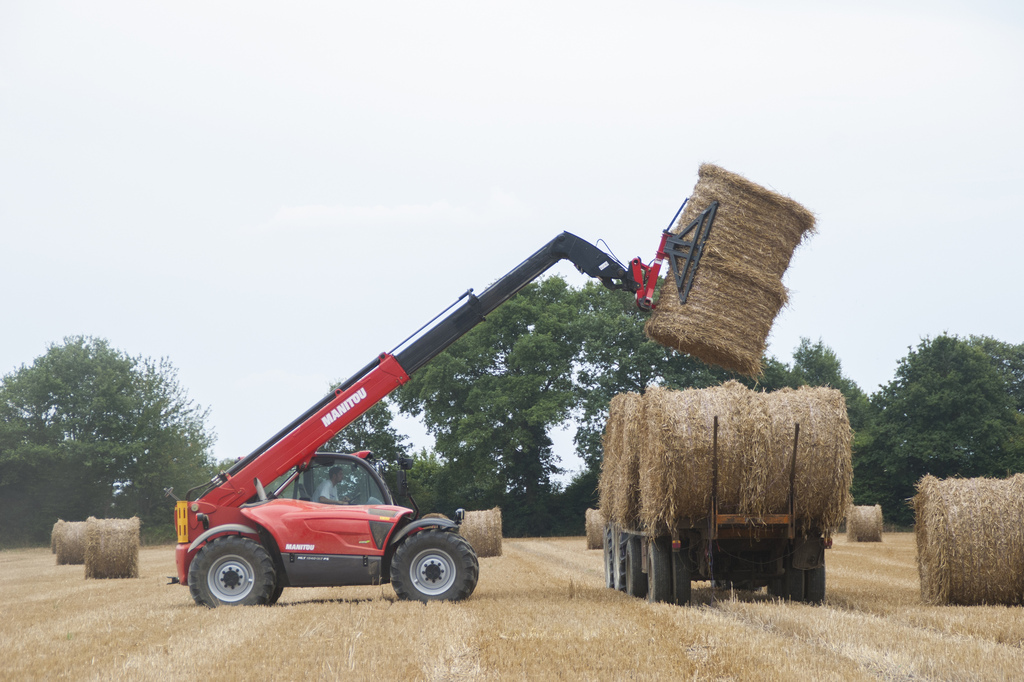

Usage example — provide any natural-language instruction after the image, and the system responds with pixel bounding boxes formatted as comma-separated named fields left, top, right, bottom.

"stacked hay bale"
left=459, top=507, right=502, bottom=558
left=597, top=392, right=644, bottom=530
left=846, top=505, right=884, bottom=542
left=602, top=382, right=852, bottom=536
left=585, top=508, right=605, bottom=549
left=54, top=520, right=87, bottom=565
left=914, top=475, right=1024, bottom=605
left=645, top=164, right=816, bottom=377
left=84, top=517, right=140, bottom=579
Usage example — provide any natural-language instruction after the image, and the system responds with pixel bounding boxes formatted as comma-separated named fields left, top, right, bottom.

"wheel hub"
left=421, top=560, right=444, bottom=583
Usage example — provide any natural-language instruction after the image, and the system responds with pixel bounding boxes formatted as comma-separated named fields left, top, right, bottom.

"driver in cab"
left=313, top=466, right=351, bottom=505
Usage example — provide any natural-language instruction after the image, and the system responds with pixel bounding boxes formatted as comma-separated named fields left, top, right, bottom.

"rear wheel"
left=188, top=536, right=277, bottom=608
left=647, top=538, right=672, bottom=603
left=391, top=530, right=479, bottom=602
left=672, top=544, right=692, bottom=606
left=624, top=535, right=647, bottom=598
left=804, top=562, right=826, bottom=604
left=783, top=564, right=804, bottom=601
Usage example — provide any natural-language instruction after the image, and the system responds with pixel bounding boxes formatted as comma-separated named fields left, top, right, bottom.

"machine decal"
left=285, top=543, right=315, bottom=551
left=321, top=387, right=368, bottom=427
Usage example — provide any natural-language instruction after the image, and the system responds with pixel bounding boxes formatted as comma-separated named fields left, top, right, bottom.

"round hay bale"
left=54, top=521, right=87, bottom=565
left=627, top=382, right=851, bottom=535
left=764, top=386, right=853, bottom=534
left=84, top=516, right=140, bottom=579
left=421, top=513, right=451, bottom=521
left=914, top=475, right=1024, bottom=606
left=597, top=392, right=644, bottom=528
left=585, top=508, right=605, bottom=549
left=459, top=507, right=502, bottom=558
left=645, top=164, right=816, bottom=377
left=846, top=505, right=883, bottom=542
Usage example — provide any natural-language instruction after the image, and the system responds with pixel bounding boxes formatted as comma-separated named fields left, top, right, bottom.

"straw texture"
left=645, top=164, right=816, bottom=376
left=459, top=507, right=503, bottom=558
left=601, top=382, right=852, bottom=536
left=54, top=521, right=87, bottom=565
left=847, top=505, right=883, bottom=542
left=84, top=517, right=140, bottom=579
left=914, top=475, right=1024, bottom=605
left=585, top=508, right=605, bottom=550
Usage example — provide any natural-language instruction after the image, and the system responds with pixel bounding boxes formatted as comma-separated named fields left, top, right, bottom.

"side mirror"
left=396, top=469, right=409, bottom=499
left=398, top=457, right=415, bottom=471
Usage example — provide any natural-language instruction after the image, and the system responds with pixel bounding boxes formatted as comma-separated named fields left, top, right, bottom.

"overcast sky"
left=2, top=1, right=1022, bottom=477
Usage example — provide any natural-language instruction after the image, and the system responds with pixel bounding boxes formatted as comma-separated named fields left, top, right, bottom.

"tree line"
left=3, top=278, right=1022, bottom=544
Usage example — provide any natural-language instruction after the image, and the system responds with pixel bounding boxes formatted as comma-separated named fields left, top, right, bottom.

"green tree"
left=790, top=337, right=872, bottom=433
left=0, top=336, right=214, bottom=545
left=852, top=334, right=1024, bottom=525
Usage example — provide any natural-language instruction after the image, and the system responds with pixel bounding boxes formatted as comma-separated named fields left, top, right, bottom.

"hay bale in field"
left=54, top=521, right=87, bottom=565
left=627, top=382, right=850, bottom=535
left=846, top=505, right=883, bottom=542
left=585, top=508, right=605, bottom=549
left=459, top=507, right=502, bottom=558
left=914, top=475, right=1024, bottom=606
left=645, top=164, right=816, bottom=377
left=84, top=516, right=140, bottom=579
left=597, top=392, right=644, bottom=528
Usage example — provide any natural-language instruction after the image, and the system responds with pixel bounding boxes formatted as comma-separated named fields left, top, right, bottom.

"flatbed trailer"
left=603, top=421, right=832, bottom=605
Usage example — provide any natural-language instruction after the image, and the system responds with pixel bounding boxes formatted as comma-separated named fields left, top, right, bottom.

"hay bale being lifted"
left=85, top=517, right=140, bottom=579
left=847, top=505, right=883, bottom=542
left=645, top=164, right=816, bottom=377
left=459, top=507, right=502, bottom=558
left=611, top=381, right=850, bottom=535
left=54, top=521, right=87, bottom=565
left=585, top=508, right=605, bottom=549
left=914, top=475, right=1024, bottom=606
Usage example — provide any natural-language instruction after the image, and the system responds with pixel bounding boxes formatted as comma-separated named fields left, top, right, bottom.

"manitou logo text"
left=285, top=543, right=315, bottom=551
left=321, top=387, right=368, bottom=427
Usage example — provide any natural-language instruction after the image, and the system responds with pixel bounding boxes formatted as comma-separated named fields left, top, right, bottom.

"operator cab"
left=268, top=452, right=393, bottom=506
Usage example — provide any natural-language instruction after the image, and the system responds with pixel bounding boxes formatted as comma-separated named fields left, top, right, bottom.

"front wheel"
left=188, top=535, right=277, bottom=608
left=391, top=530, right=479, bottom=602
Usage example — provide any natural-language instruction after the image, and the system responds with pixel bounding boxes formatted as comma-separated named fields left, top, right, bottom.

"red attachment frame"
left=630, top=231, right=672, bottom=311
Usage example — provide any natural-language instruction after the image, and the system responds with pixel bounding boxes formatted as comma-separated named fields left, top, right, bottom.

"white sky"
left=2, top=1, right=1022, bottom=478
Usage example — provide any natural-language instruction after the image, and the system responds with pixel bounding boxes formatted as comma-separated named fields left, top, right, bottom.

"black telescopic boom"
left=395, top=231, right=631, bottom=376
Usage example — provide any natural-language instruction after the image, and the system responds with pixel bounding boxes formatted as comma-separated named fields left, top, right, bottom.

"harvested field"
left=645, top=163, right=815, bottom=377
left=3, top=534, right=1022, bottom=680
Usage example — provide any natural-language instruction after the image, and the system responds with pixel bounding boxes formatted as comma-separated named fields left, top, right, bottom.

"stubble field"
left=2, top=533, right=1022, bottom=681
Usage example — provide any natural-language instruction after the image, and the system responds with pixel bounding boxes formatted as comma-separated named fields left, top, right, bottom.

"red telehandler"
left=168, top=205, right=716, bottom=607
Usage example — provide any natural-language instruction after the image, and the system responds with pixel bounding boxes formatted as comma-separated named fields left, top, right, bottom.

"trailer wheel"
left=804, top=563, right=826, bottom=604
left=672, top=544, right=692, bottom=606
left=603, top=525, right=615, bottom=589
left=390, top=529, right=479, bottom=602
left=783, top=564, right=804, bottom=602
left=624, top=536, right=647, bottom=598
left=647, top=538, right=672, bottom=603
left=188, top=535, right=277, bottom=608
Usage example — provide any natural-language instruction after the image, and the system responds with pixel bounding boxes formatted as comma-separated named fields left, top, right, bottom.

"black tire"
left=647, top=538, right=673, bottom=603
left=671, top=545, right=692, bottom=606
left=624, top=535, right=647, bottom=598
left=188, top=536, right=277, bottom=608
left=783, top=564, right=804, bottom=602
left=603, top=525, right=615, bottom=589
left=267, top=582, right=284, bottom=605
left=804, top=562, right=826, bottom=604
left=391, top=529, right=479, bottom=602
